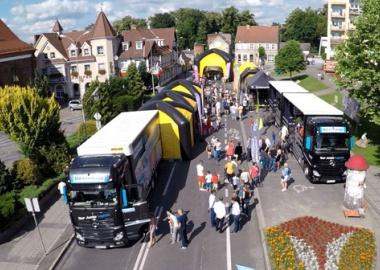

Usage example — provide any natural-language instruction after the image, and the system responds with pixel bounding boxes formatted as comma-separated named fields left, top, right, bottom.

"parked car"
left=68, top=100, right=83, bottom=111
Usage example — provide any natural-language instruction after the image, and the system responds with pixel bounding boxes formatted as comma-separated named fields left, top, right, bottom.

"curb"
left=49, top=233, right=75, bottom=270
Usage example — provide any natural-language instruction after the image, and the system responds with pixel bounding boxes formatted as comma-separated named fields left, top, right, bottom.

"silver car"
left=68, top=100, right=83, bottom=111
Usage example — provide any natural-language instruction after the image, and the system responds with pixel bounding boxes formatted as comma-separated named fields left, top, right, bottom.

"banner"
left=250, top=120, right=260, bottom=163
left=225, top=62, right=231, bottom=80
left=192, top=65, right=199, bottom=83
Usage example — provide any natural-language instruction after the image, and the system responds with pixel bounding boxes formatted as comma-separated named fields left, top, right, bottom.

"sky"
left=0, top=0, right=327, bottom=44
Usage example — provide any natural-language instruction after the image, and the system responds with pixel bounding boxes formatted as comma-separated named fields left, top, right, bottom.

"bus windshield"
left=314, top=134, right=349, bottom=150
left=69, top=188, right=118, bottom=207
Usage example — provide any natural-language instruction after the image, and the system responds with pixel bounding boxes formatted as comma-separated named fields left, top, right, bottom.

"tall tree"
left=113, top=16, right=147, bottom=33
left=149, top=13, right=176, bottom=28
left=125, top=63, right=144, bottom=96
left=221, top=6, right=240, bottom=35
left=204, top=11, right=223, bottom=34
left=334, top=0, right=380, bottom=125
left=275, top=40, right=306, bottom=79
left=238, top=10, right=257, bottom=26
left=30, top=69, right=49, bottom=98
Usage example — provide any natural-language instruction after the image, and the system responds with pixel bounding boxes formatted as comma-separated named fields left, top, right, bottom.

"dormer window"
left=122, top=42, right=129, bottom=51
left=136, top=41, right=143, bottom=50
left=70, top=50, right=77, bottom=57
left=83, top=48, right=90, bottom=56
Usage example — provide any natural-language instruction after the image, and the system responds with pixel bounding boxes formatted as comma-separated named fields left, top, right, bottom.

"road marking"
left=225, top=187, right=229, bottom=198
left=225, top=202, right=232, bottom=270
left=163, top=162, right=177, bottom=196
left=293, top=185, right=315, bottom=193
left=132, top=206, right=160, bottom=270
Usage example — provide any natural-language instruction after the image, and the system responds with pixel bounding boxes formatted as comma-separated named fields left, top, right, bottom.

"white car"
left=68, top=100, right=83, bottom=111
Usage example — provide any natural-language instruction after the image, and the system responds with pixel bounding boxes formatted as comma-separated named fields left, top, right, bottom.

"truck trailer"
left=67, top=110, right=162, bottom=248
left=275, top=92, right=354, bottom=183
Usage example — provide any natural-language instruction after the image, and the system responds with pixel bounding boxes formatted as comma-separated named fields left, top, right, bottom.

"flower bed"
left=266, top=216, right=376, bottom=270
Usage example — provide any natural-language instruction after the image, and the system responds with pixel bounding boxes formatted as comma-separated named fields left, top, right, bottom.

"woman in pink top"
left=226, top=140, right=235, bottom=160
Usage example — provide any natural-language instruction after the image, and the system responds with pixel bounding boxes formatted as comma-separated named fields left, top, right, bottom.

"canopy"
left=240, top=68, right=260, bottom=81
left=246, top=70, right=275, bottom=89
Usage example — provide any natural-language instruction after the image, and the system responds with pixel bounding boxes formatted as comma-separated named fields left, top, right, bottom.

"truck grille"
left=77, top=218, right=115, bottom=240
left=318, top=159, right=346, bottom=176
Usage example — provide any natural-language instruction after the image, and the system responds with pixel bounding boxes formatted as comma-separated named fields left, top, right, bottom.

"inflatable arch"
left=193, top=48, right=234, bottom=82
left=139, top=101, right=192, bottom=160
left=148, top=90, right=195, bottom=146
left=240, top=68, right=260, bottom=82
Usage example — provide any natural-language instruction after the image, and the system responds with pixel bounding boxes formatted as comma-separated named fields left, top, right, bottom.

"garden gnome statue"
left=343, top=155, right=369, bottom=210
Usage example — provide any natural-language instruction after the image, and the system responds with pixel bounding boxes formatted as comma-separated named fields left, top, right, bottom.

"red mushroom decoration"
left=345, top=155, right=369, bottom=171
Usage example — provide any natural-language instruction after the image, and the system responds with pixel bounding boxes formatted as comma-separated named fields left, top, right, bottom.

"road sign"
left=24, top=198, right=40, bottom=212
left=94, top=112, right=102, bottom=121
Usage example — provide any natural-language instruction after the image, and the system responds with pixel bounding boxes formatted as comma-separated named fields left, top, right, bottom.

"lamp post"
left=59, top=30, right=90, bottom=98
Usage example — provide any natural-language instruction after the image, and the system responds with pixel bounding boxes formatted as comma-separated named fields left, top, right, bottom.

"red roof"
left=235, top=25, right=279, bottom=44
left=0, top=19, right=35, bottom=56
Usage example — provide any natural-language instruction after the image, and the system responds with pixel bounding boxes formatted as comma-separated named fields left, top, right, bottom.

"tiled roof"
left=235, top=25, right=279, bottom=43
left=52, top=20, right=63, bottom=33
left=0, top=19, right=35, bottom=56
left=89, top=11, right=116, bottom=38
left=207, top=33, right=231, bottom=45
left=118, top=28, right=175, bottom=59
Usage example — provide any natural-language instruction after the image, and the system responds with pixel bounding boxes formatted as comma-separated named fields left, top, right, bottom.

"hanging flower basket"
left=71, top=71, right=78, bottom=77
left=84, top=70, right=92, bottom=76
left=98, top=69, right=106, bottom=75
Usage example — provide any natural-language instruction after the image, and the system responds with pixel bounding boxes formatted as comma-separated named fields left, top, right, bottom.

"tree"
left=258, top=47, right=266, bottom=65
left=125, top=63, right=145, bottom=97
left=138, top=61, right=151, bottom=88
left=0, top=160, right=18, bottom=195
left=221, top=6, right=240, bottom=35
left=275, top=40, right=306, bottom=79
left=334, top=0, right=380, bottom=125
left=204, top=12, right=223, bottom=35
left=30, top=69, right=49, bottom=98
left=84, top=23, right=94, bottom=31
left=149, top=13, right=176, bottom=28
left=112, top=16, right=147, bottom=33
left=238, top=10, right=257, bottom=26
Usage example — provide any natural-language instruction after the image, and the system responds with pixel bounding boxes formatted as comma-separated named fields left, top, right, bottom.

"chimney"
left=246, top=25, right=250, bottom=30
left=131, top=24, right=136, bottom=30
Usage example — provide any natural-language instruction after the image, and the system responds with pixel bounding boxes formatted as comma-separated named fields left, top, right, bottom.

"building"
left=34, top=11, right=180, bottom=99
left=0, top=19, right=35, bottom=88
left=118, top=26, right=179, bottom=86
left=235, top=25, right=280, bottom=66
left=326, top=0, right=361, bottom=60
left=207, top=33, right=231, bottom=54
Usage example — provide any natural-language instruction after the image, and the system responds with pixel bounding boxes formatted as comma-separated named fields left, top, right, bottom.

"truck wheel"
left=303, top=163, right=312, bottom=181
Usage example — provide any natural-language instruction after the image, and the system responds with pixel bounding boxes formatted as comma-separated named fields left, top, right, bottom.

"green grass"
left=294, top=76, right=327, bottom=92
left=319, top=92, right=343, bottom=110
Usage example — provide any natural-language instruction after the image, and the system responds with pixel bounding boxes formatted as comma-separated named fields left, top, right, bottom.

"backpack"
left=287, top=168, right=292, bottom=176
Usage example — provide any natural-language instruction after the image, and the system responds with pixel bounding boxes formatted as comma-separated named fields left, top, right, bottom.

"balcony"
left=330, top=37, right=344, bottom=45
left=331, top=24, right=345, bottom=31
left=331, top=11, right=345, bottom=18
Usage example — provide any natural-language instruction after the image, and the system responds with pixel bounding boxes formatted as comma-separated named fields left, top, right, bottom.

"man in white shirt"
left=208, top=190, right=216, bottom=228
left=240, top=167, right=251, bottom=185
left=214, top=139, right=222, bottom=164
left=214, top=196, right=226, bottom=233
left=166, top=209, right=179, bottom=243
left=229, top=103, right=237, bottom=121
left=196, top=160, right=205, bottom=191
left=215, top=100, right=221, bottom=116
left=230, top=197, right=241, bottom=234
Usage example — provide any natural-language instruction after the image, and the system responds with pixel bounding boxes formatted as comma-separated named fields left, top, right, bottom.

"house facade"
left=234, top=25, right=280, bottom=66
left=326, top=0, right=361, bottom=60
left=207, top=33, right=231, bottom=54
left=0, top=19, right=35, bottom=88
left=34, top=11, right=179, bottom=99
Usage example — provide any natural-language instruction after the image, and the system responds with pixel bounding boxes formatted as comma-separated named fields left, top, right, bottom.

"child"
left=212, top=172, right=219, bottom=191
left=205, top=170, right=213, bottom=192
left=232, top=173, right=239, bottom=190
left=206, top=142, right=212, bottom=160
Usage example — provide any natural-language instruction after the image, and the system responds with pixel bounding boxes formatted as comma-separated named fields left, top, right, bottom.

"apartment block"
left=326, top=0, right=361, bottom=60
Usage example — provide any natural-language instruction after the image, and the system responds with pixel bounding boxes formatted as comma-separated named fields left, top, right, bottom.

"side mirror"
left=305, top=136, right=311, bottom=150
left=349, top=136, right=354, bottom=149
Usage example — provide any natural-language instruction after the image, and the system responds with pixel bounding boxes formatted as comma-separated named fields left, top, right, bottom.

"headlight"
left=113, top=232, right=124, bottom=241
left=76, top=232, right=84, bottom=241
left=313, top=170, right=321, bottom=177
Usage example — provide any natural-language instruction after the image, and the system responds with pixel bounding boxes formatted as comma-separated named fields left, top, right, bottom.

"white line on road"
left=225, top=202, right=232, bottom=270
left=163, top=162, right=177, bottom=196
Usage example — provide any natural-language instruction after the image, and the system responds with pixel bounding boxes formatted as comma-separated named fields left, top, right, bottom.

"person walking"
left=271, top=130, right=276, bottom=146
left=250, top=162, right=260, bottom=187
left=215, top=99, right=221, bottom=116
left=242, top=185, right=251, bottom=217
left=214, top=196, right=226, bottom=233
left=226, top=140, right=235, bottom=160
left=206, top=142, right=212, bottom=160
left=240, top=167, right=250, bottom=185
left=249, top=116, right=254, bottom=129
left=268, top=146, right=277, bottom=172
left=246, top=136, right=252, bottom=162
left=214, top=138, right=222, bottom=164
left=177, top=209, right=189, bottom=249
left=229, top=103, right=237, bottom=121
left=234, top=142, right=243, bottom=164
left=238, top=104, right=243, bottom=120
left=211, top=135, right=217, bottom=157
left=205, top=170, right=212, bottom=192
left=232, top=173, right=239, bottom=190
left=166, top=209, right=179, bottom=243
left=230, top=197, right=241, bottom=234
left=224, top=159, right=235, bottom=184
left=276, top=145, right=282, bottom=170
left=212, top=172, right=219, bottom=191
left=196, top=160, right=206, bottom=191
left=281, top=163, right=292, bottom=191
left=148, top=212, right=157, bottom=248
left=208, top=190, right=216, bottom=228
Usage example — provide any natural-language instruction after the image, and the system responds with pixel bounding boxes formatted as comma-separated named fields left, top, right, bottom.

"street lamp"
left=59, top=30, right=90, bottom=98
left=82, top=87, right=99, bottom=140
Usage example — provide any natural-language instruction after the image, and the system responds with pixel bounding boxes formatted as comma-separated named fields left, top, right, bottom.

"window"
left=50, top=52, right=55, bottom=59
left=70, top=50, right=76, bottom=57
left=123, top=43, right=129, bottom=50
left=98, top=63, right=105, bottom=70
left=43, top=53, right=48, bottom=60
left=265, top=44, right=270, bottom=50
left=84, top=65, right=90, bottom=71
left=71, top=65, right=78, bottom=72
left=243, top=55, right=248, bottom=62
left=83, top=48, right=90, bottom=56
left=271, top=44, right=276, bottom=50
left=250, top=54, right=254, bottom=62
left=249, top=44, right=254, bottom=50
left=97, top=46, right=104, bottom=55
left=237, top=54, right=241, bottom=62
left=136, top=41, right=143, bottom=50
left=121, top=60, right=128, bottom=68
left=55, top=85, right=64, bottom=98
left=267, top=55, right=274, bottom=62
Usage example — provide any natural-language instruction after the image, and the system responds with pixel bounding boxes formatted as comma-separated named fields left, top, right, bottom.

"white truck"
left=66, top=110, right=162, bottom=248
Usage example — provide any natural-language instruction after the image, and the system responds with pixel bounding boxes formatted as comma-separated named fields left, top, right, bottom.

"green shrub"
left=0, top=160, right=16, bottom=195
left=37, top=143, right=71, bottom=177
left=77, top=120, right=97, bottom=138
left=12, top=158, right=41, bottom=185
left=0, top=192, right=16, bottom=218
left=18, top=177, right=61, bottom=205
left=114, top=94, right=143, bottom=112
